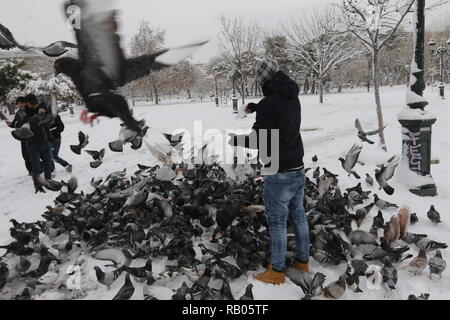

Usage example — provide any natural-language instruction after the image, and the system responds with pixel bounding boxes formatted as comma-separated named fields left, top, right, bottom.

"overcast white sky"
left=1, top=0, right=449, bottom=63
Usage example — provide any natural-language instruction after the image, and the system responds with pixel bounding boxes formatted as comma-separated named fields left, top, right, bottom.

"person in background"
left=16, top=94, right=55, bottom=193
left=4, top=97, right=33, bottom=175
left=229, top=58, right=309, bottom=285
left=48, top=111, right=72, bottom=174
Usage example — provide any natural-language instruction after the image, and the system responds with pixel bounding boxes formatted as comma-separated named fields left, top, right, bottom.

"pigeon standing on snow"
left=375, top=155, right=400, bottom=195
left=427, top=205, right=442, bottom=224
left=70, top=131, right=89, bottom=154
left=428, top=250, right=446, bottom=280
left=286, top=268, right=326, bottom=299
left=0, top=22, right=77, bottom=56
left=112, top=273, right=135, bottom=300
left=415, top=237, right=448, bottom=252
left=381, top=257, right=398, bottom=290
left=55, top=0, right=208, bottom=132
left=355, top=118, right=385, bottom=145
left=365, top=173, right=374, bottom=186
left=338, top=144, right=363, bottom=179
left=322, top=275, right=347, bottom=299
left=405, top=249, right=428, bottom=275
left=374, top=194, right=398, bottom=210
left=85, top=148, right=106, bottom=168
left=408, top=293, right=430, bottom=300
left=239, top=284, right=254, bottom=300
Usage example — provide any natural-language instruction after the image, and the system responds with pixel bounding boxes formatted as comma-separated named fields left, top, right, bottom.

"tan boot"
left=294, top=260, right=310, bottom=273
left=254, top=265, right=285, bottom=285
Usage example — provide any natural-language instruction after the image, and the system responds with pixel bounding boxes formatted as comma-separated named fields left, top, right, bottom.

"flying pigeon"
left=163, top=132, right=184, bottom=148
left=55, top=0, right=208, bottom=132
left=85, top=148, right=106, bottom=168
left=70, top=131, right=89, bottom=154
left=428, top=250, right=446, bottom=280
left=339, top=144, right=363, bottom=179
left=427, top=205, right=442, bottom=224
left=355, top=119, right=385, bottom=144
left=109, top=122, right=149, bottom=152
left=0, top=22, right=77, bottom=57
left=286, top=268, right=326, bottom=299
left=375, top=155, right=400, bottom=195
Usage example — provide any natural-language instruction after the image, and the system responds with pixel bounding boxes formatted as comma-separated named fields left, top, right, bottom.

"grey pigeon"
left=428, top=250, right=446, bottom=279
left=381, top=257, right=398, bottom=290
left=375, top=155, right=400, bottom=195
left=408, top=293, right=430, bottom=300
left=374, top=194, right=398, bottom=210
left=322, top=275, right=346, bottom=299
left=85, top=148, right=106, bottom=168
left=239, top=284, right=254, bottom=300
left=355, top=118, right=385, bottom=144
left=55, top=0, right=207, bottom=131
left=70, top=131, right=89, bottom=154
left=339, top=144, right=363, bottom=179
left=94, top=266, right=123, bottom=290
left=112, top=273, right=135, bottom=300
left=365, top=173, right=374, bottom=186
left=415, top=237, right=448, bottom=252
left=286, top=268, right=326, bottom=299
left=427, top=205, right=441, bottom=223
left=0, top=22, right=77, bottom=56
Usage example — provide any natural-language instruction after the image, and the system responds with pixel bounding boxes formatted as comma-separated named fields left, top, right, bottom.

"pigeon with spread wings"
left=0, top=22, right=77, bottom=57
left=55, top=0, right=208, bottom=132
left=355, top=119, right=385, bottom=145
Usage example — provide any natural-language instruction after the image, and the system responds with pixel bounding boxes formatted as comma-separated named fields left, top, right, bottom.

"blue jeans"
left=27, top=143, right=53, bottom=180
left=263, top=169, right=310, bottom=271
left=50, top=140, right=69, bottom=169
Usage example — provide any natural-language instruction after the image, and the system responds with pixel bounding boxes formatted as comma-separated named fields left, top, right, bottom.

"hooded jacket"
left=234, top=71, right=304, bottom=172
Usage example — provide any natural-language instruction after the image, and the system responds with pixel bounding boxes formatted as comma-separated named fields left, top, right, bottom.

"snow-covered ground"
left=0, top=84, right=449, bottom=300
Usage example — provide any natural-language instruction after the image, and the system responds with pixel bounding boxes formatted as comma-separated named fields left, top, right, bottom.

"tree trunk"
left=153, top=85, right=159, bottom=105
left=6, top=102, right=16, bottom=115
left=319, top=78, right=324, bottom=104
left=241, top=76, right=245, bottom=105
left=372, top=51, right=387, bottom=151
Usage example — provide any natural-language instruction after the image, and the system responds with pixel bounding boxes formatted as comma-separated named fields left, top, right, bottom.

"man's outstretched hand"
left=245, top=103, right=257, bottom=114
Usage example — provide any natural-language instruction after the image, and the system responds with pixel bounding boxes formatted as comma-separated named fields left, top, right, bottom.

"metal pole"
left=398, top=0, right=437, bottom=197
left=215, top=77, right=219, bottom=107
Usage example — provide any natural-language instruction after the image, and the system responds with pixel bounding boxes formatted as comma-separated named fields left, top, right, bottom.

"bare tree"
left=218, top=15, right=263, bottom=104
left=130, top=20, right=166, bottom=104
left=283, top=7, right=362, bottom=103
left=336, top=0, right=447, bottom=150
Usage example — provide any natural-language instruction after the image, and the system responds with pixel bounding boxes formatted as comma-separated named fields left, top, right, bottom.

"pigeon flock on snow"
left=0, top=1, right=447, bottom=301
left=0, top=124, right=447, bottom=300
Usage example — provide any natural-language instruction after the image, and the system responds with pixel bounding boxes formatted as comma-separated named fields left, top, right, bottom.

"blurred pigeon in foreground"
left=55, top=0, right=208, bottom=132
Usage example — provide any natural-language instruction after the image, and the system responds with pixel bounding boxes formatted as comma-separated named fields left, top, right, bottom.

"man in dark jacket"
left=48, top=112, right=72, bottom=174
left=229, top=58, right=309, bottom=285
left=4, top=97, right=33, bottom=174
left=17, top=94, right=55, bottom=193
